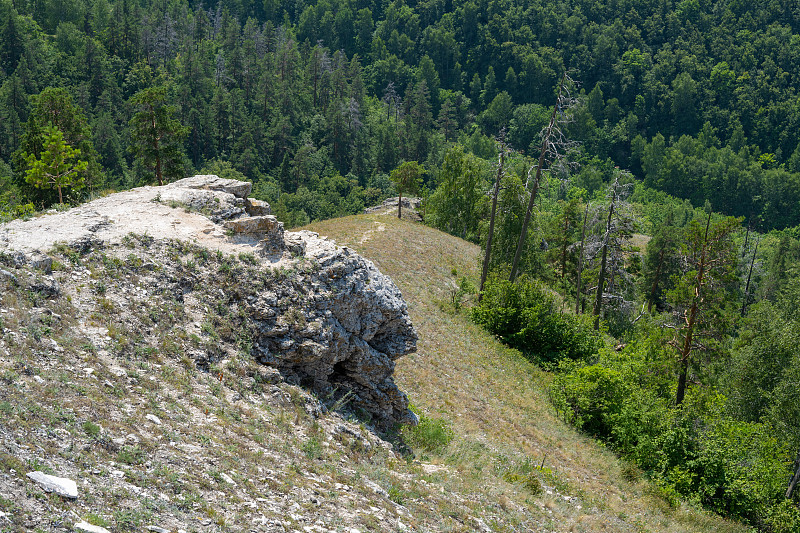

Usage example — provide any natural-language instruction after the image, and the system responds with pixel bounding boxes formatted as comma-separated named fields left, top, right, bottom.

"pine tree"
left=24, top=124, right=88, bottom=204
left=129, top=86, right=189, bottom=186
left=667, top=205, right=741, bottom=405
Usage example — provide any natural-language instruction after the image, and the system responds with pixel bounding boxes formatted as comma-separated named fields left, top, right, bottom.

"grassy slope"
left=304, top=213, right=748, bottom=533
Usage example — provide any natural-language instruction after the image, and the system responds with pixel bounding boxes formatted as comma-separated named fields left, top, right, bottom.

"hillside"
left=304, top=213, right=748, bottom=532
left=0, top=183, right=747, bottom=532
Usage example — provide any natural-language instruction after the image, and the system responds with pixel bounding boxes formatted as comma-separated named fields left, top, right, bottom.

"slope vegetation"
left=305, top=212, right=749, bottom=532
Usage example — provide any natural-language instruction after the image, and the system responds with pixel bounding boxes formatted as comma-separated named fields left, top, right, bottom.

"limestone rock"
left=171, top=174, right=252, bottom=198
left=26, top=471, right=78, bottom=499
left=74, top=521, right=111, bottom=533
left=245, top=198, right=271, bottom=216
left=223, top=215, right=282, bottom=236
left=0, top=176, right=417, bottom=428
left=251, top=231, right=418, bottom=427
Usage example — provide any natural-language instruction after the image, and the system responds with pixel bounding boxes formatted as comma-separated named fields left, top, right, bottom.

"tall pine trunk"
left=575, top=202, right=589, bottom=314
left=509, top=73, right=566, bottom=282
left=675, top=211, right=712, bottom=406
left=593, top=200, right=615, bottom=330
left=478, top=150, right=505, bottom=301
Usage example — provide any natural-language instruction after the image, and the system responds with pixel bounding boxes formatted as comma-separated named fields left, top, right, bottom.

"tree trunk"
left=786, top=448, right=800, bottom=499
left=398, top=190, right=402, bottom=219
left=575, top=202, right=589, bottom=315
left=560, top=210, right=570, bottom=306
left=509, top=73, right=565, bottom=282
left=479, top=150, right=505, bottom=301
left=741, top=235, right=759, bottom=317
left=647, top=248, right=665, bottom=313
left=593, top=200, right=615, bottom=330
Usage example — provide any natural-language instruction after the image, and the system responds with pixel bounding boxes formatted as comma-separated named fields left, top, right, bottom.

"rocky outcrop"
left=0, top=176, right=417, bottom=427
left=250, top=233, right=418, bottom=425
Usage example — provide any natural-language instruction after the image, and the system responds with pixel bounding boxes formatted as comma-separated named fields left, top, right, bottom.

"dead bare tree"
left=589, top=172, right=635, bottom=330
left=478, top=136, right=509, bottom=301
left=575, top=200, right=591, bottom=314
left=509, top=72, right=580, bottom=282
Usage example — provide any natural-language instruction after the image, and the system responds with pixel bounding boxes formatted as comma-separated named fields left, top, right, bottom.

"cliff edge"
left=0, top=175, right=417, bottom=427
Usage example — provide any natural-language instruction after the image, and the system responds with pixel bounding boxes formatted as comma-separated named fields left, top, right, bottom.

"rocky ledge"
left=0, top=175, right=417, bottom=427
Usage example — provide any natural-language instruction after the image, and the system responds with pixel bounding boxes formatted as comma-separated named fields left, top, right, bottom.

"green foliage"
left=427, top=144, right=488, bottom=242
left=128, top=86, right=189, bottom=186
left=401, top=407, right=454, bottom=454
left=551, top=340, right=798, bottom=528
left=23, top=124, right=88, bottom=204
left=82, top=420, right=101, bottom=438
left=301, top=436, right=323, bottom=460
left=117, top=445, right=146, bottom=465
left=472, top=277, right=602, bottom=363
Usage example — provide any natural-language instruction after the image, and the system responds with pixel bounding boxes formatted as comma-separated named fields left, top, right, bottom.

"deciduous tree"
left=389, top=160, right=424, bottom=219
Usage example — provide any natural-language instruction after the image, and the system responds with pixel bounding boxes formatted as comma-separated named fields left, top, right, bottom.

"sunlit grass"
left=304, top=212, right=749, bottom=533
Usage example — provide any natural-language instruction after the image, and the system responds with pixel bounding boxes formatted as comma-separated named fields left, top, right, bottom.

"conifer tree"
left=129, top=86, right=189, bottom=186
left=667, top=205, right=740, bottom=405
left=24, top=124, right=88, bottom=204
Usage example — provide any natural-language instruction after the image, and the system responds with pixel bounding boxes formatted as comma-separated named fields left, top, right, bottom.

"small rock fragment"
left=26, top=471, right=78, bottom=499
left=145, top=414, right=162, bottom=425
left=74, top=521, right=111, bottom=533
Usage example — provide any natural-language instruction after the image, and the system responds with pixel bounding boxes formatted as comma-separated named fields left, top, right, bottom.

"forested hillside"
left=2, top=0, right=800, bottom=228
left=4, top=0, right=800, bottom=529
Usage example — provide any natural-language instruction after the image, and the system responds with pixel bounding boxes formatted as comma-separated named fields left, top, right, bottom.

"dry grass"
left=304, top=212, right=749, bottom=533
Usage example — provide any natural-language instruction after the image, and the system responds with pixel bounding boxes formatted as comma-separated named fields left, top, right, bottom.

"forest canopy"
left=1, top=0, right=800, bottom=229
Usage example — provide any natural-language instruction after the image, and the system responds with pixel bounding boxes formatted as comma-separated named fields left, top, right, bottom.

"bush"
left=472, top=277, right=602, bottom=363
left=551, top=363, right=629, bottom=439
left=402, top=407, right=454, bottom=454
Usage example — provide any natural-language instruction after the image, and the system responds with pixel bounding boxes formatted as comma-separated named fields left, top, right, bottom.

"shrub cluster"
left=550, top=340, right=798, bottom=531
left=471, top=277, right=602, bottom=364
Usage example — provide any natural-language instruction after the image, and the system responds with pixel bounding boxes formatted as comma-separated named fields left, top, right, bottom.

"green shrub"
left=551, top=363, right=629, bottom=439
left=302, top=437, right=323, bottom=460
left=117, top=445, right=146, bottom=465
left=402, top=407, right=454, bottom=454
left=766, top=499, right=800, bottom=533
left=472, top=277, right=602, bottom=363
left=82, top=420, right=101, bottom=438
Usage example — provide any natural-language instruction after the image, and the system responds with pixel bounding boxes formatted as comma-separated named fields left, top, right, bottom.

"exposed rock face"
left=250, top=233, right=418, bottom=425
left=0, top=176, right=417, bottom=427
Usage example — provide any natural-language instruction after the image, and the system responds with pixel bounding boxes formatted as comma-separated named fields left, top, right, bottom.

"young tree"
left=427, top=144, right=487, bottom=241
left=23, top=124, right=88, bottom=204
left=129, top=86, right=189, bottom=186
left=389, top=160, right=424, bottom=219
left=667, top=205, right=741, bottom=405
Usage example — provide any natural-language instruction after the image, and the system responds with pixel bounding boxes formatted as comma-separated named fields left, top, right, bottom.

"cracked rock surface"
left=0, top=175, right=417, bottom=427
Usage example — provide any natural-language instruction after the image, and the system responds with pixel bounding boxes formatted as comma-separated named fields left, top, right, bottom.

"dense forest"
left=4, top=0, right=800, bottom=529
left=2, top=0, right=800, bottom=227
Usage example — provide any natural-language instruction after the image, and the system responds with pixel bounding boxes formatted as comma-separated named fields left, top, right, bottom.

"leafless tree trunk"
left=575, top=201, right=589, bottom=315
left=593, top=199, right=615, bottom=330
left=740, top=234, right=759, bottom=317
left=478, top=149, right=505, bottom=301
left=509, top=72, right=578, bottom=281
